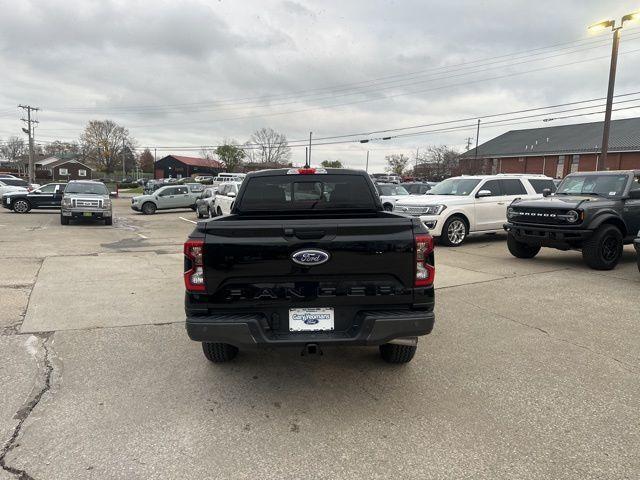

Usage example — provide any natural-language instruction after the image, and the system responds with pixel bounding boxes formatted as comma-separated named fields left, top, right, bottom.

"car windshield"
left=427, top=178, right=481, bottom=196
left=556, top=174, right=628, bottom=197
left=378, top=185, right=409, bottom=196
left=64, top=183, right=109, bottom=195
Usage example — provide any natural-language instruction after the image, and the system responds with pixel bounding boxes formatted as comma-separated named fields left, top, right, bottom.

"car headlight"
left=566, top=210, right=579, bottom=223
left=507, top=207, right=515, bottom=219
left=103, top=198, right=112, bottom=208
left=62, top=197, right=71, bottom=207
left=423, top=205, right=446, bottom=215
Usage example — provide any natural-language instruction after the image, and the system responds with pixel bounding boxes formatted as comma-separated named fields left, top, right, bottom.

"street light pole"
left=589, top=11, right=639, bottom=170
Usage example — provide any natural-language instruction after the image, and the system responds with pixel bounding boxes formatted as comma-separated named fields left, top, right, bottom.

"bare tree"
left=385, top=153, right=410, bottom=176
left=200, top=147, right=216, bottom=161
left=79, top=120, right=136, bottom=174
left=249, top=127, right=291, bottom=164
left=415, top=145, right=460, bottom=180
left=1, top=136, right=27, bottom=173
left=44, top=140, right=79, bottom=157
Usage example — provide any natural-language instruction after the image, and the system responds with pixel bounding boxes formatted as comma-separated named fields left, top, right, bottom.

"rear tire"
left=581, top=224, right=623, bottom=270
left=12, top=199, right=31, bottom=213
left=379, top=343, right=417, bottom=364
left=202, top=342, right=239, bottom=363
left=507, top=233, right=541, bottom=258
left=60, top=215, right=69, bottom=225
left=142, top=202, right=156, bottom=215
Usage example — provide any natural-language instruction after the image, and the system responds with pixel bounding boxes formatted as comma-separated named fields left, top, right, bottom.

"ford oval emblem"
left=291, top=249, right=330, bottom=266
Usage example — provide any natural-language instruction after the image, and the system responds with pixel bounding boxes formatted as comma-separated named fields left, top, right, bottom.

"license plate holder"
left=83, top=212, right=92, bottom=217
left=289, top=307, right=334, bottom=332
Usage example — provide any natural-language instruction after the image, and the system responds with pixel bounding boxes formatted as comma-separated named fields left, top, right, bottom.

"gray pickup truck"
left=131, top=184, right=202, bottom=215
left=61, top=180, right=113, bottom=225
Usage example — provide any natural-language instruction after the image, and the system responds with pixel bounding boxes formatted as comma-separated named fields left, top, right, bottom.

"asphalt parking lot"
left=1, top=197, right=639, bottom=480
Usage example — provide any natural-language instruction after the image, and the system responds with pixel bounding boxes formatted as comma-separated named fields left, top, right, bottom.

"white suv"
left=394, top=174, right=556, bottom=246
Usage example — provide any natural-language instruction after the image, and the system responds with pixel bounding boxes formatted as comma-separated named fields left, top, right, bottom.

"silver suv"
left=60, top=181, right=113, bottom=225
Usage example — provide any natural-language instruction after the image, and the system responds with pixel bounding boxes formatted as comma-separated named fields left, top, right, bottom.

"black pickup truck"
left=1, top=182, right=66, bottom=213
left=184, top=168, right=436, bottom=364
left=504, top=170, right=640, bottom=270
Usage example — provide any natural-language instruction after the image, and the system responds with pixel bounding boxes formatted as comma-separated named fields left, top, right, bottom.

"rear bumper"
left=186, top=310, right=435, bottom=348
left=504, top=222, right=591, bottom=247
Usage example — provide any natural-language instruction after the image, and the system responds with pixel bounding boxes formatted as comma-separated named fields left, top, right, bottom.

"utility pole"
left=122, top=138, right=126, bottom=179
left=588, top=12, right=639, bottom=170
left=305, top=147, right=308, bottom=167
left=308, top=131, right=312, bottom=167
left=365, top=150, right=369, bottom=172
left=18, top=105, right=39, bottom=184
left=415, top=147, right=419, bottom=175
left=465, top=137, right=473, bottom=151
left=473, top=119, right=481, bottom=161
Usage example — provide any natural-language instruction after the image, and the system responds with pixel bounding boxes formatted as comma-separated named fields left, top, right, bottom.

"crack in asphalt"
left=456, top=297, right=639, bottom=375
left=1, top=259, right=45, bottom=337
left=0, top=333, right=54, bottom=480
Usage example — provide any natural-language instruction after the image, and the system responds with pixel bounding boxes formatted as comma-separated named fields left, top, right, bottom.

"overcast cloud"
left=1, top=0, right=639, bottom=171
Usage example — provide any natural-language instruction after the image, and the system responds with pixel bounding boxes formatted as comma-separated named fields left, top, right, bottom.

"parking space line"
left=137, top=233, right=148, bottom=239
left=179, top=217, right=197, bottom=224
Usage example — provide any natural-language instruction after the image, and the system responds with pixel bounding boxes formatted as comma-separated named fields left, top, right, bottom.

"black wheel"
left=507, top=233, right=541, bottom=258
left=142, top=202, right=156, bottom=215
left=197, top=211, right=205, bottom=219
left=202, top=342, right=239, bottom=363
left=104, top=217, right=113, bottom=226
left=12, top=199, right=31, bottom=213
left=439, top=216, right=468, bottom=247
left=582, top=224, right=623, bottom=270
left=191, top=205, right=197, bottom=211
left=60, top=215, right=69, bottom=225
left=216, top=206, right=222, bottom=216
left=208, top=207, right=215, bottom=218
left=383, top=203, right=394, bottom=212
left=379, top=343, right=417, bottom=364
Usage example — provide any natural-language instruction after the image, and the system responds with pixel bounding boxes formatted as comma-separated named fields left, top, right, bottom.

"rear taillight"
left=184, top=239, right=205, bottom=292
left=414, top=234, right=435, bottom=287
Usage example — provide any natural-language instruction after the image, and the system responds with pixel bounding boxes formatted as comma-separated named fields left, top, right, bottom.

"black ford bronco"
left=183, top=168, right=436, bottom=364
left=504, top=170, right=640, bottom=270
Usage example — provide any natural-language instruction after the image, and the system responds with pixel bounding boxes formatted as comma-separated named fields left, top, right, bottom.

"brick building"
left=458, top=117, right=640, bottom=178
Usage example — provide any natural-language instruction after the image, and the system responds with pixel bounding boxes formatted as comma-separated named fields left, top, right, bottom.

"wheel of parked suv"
left=202, top=342, right=239, bottom=363
left=379, top=343, right=417, bottom=364
left=104, top=217, right=113, bottom=226
left=142, top=202, right=156, bottom=215
left=383, top=203, right=394, bottom=212
left=439, top=215, right=468, bottom=247
left=60, top=215, right=69, bottom=225
left=507, top=233, right=541, bottom=258
left=581, top=224, right=623, bottom=270
left=12, top=199, right=31, bottom=213
left=216, top=206, right=223, bottom=216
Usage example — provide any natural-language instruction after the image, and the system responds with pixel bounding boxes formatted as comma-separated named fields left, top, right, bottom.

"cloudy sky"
left=1, top=0, right=639, bottom=171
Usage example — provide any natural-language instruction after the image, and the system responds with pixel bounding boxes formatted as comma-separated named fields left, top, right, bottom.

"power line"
left=47, top=28, right=640, bottom=114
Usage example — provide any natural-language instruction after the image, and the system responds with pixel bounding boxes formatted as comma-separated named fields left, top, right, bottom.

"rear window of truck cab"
left=238, top=174, right=378, bottom=211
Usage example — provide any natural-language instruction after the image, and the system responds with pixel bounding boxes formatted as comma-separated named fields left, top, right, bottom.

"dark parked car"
left=1, top=182, right=66, bottom=213
left=402, top=182, right=432, bottom=195
left=184, top=168, right=436, bottom=364
left=504, top=170, right=640, bottom=270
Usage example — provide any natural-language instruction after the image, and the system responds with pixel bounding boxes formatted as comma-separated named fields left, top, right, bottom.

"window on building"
left=78, top=169, right=87, bottom=177
left=571, top=155, right=580, bottom=173
left=59, top=168, right=68, bottom=176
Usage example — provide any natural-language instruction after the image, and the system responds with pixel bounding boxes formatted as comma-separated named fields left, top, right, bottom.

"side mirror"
left=542, top=188, right=552, bottom=197
left=628, top=189, right=640, bottom=199
left=227, top=191, right=236, bottom=197
left=476, top=189, right=492, bottom=198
